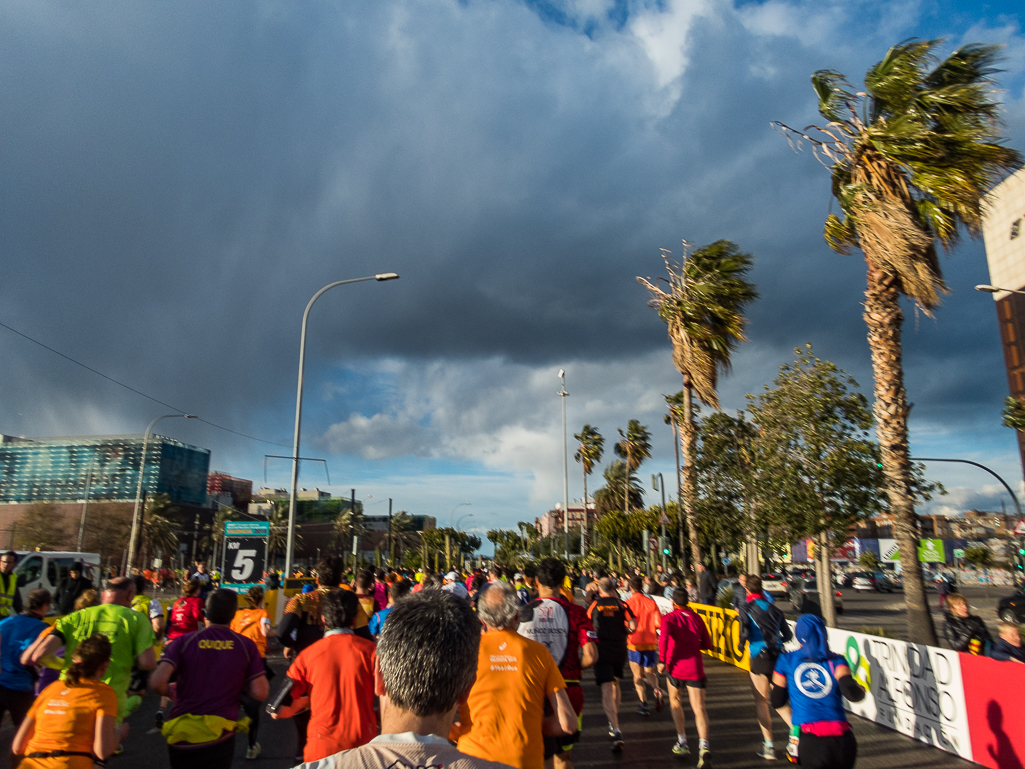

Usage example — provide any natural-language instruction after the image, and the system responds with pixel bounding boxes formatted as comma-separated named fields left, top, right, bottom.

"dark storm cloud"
left=0, top=0, right=1022, bottom=509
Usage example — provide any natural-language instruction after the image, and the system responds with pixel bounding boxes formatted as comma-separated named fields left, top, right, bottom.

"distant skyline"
left=2, top=0, right=1023, bottom=549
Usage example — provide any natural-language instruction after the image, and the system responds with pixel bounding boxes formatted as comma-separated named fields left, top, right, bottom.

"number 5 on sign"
left=231, top=549, right=257, bottom=581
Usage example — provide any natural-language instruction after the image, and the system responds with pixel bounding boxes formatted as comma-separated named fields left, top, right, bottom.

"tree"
left=859, top=551, right=881, bottom=571
left=14, top=503, right=71, bottom=551
left=593, top=461, right=644, bottom=571
left=639, top=240, right=758, bottom=571
left=614, top=420, right=651, bottom=516
left=1002, top=397, right=1025, bottom=431
left=140, top=494, right=181, bottom=567
left=774, top=40, right=1022, bottom=644
left=574, top=425, right=604, bottom=556
left=964, top=546, right=994, bottom=569
left=747, top=346, right=886, bottom=626
left=82, top=503, right=133, bottom=566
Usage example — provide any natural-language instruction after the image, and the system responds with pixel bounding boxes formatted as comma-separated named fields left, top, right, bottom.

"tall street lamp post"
left=558, top=369, right=570, bottom=559
left=285, top=273, right=399, bottom=578
left=450, top=502, right=471, bottom=529
left=128, top=413, right=196, bottom=570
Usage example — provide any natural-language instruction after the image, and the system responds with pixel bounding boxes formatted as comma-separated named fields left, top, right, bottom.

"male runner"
left=517, top=558, right=597, bottom=769
left=587, top=577, right=636, bottom=751
left=626, top=574, right=664, bottom=715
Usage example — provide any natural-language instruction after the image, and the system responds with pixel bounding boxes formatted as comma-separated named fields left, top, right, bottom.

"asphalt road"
left=0, top=647, right=978, bottom=769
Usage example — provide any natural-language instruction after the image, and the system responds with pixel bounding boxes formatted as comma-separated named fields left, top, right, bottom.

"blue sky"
left=1, top=0, right=1023, bottom=548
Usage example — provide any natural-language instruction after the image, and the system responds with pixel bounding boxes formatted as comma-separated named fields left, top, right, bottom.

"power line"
left=0, top=319, right=290, bottom=448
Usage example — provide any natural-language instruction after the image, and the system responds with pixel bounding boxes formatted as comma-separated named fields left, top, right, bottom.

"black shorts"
left=750, top=650, right=779, bottom=676
left=594, top=646, right=627, bottom=686
left=797, top=730, right=857, bottom=769
left=668, top=676, right=706, bottom=689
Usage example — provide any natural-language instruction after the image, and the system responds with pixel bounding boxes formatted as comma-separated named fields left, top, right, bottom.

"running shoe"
left=611, top=731, right=624, bottom=752
left=246, top=743, right=262, bottom=760
left=759, top=743, right=776, bottom=761
left=672, top=740, right=690, bottom=757
left=654, top=688, right=665, bottom=713
left=636, top=703, right=651, bottom=716
left=154, top=710, right=164, bottom=729
left=697, top=748, right=712, bottom=768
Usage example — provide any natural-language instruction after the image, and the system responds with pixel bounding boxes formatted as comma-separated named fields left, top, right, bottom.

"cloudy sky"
left=2, top=0, right=1024, bottom=544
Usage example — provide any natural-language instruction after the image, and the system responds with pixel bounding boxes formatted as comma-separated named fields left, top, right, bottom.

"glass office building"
left=0, top=435, right=211, bottom=506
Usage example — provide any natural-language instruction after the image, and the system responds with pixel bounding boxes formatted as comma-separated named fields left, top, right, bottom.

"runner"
left=0, top=589, right=51, bottom=729
left=354, top=569, right=381, bottom=618
left=271, top=589, right=377, bottom=762
left=517, top=558, right=597, bottom=769
left=13, top=634, right=127, bottom=768
left=625, top=574, right=664, bottom=715
left=658, top=588, right=712, bottom=765
left=166, top=580, right=205, bottom=642
left=28, top=577, right=155, bottom=722
left=149, top=589, right=269, bottom=769
left=128, top=575, right=165, bottom=705
left=230, top=585, right=273, bottom=759
left=188, top=561, right=213, bottom=600
left=586, top=577, right=636, bottom=752
left=738, top=574, right=793, bottom=760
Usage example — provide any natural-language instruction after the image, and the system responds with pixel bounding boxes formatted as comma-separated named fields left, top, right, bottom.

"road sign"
left=953, top=548, right=966, bottom=559
left=649, top=536, right=658, bottom=552
left=222, top=521, right=270, bottom=590
left=722, top=557, right=731, bottom=566
left=1013, top=519, right=1025, bottom=536
left=660, top=511, right=670, bottom=527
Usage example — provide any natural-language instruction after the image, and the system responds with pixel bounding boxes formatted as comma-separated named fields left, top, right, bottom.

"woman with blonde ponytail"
left=13, top=634, right=127, bottom=768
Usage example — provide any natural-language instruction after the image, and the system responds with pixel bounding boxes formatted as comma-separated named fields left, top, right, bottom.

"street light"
left=975, top=284, right=1025, bottom=296
left=558, top=369, right=570, bottom=558
left=450, top=502, right=471, bottom=529
left=456, top=513, right=475, bottom=530
left=285, top=273, right=400, bottom=578
left=127, top=413, right=197, bottom=570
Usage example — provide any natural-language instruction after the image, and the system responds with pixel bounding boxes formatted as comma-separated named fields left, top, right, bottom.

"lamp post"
left=558, top=369, right=570, bottom=559
left=456, top=513, right=474, bottom=530
left=976, top=284, right=1025, bottom=296
left=910, top=456, right=1022, bottom=518
left=127, top=413, right=196, bottom=570
left=450, top=502, right=470, bottom=529
left=653, top=472, right=667, bottom=570
left=285, top=273, right=399, bottom=578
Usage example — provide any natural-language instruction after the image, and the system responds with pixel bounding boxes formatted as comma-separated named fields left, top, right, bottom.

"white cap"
left=445, top=571, right=459, bottom=581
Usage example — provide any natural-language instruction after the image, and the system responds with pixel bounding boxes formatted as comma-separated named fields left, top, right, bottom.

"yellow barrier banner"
left=690, top=602, right=751, bottom=672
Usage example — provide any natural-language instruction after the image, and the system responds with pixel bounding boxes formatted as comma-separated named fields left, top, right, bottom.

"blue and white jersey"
left=774, top=650, right=849, bottom=725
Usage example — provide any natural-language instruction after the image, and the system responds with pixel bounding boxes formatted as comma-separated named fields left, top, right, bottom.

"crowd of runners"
left=0, top=551, right=868, bottom=769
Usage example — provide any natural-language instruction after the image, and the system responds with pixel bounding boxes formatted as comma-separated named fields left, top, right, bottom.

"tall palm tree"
left=593, top=461, right=644, bottom=571
left=613, top=420, right=651, bottom=517
left=574, top=425, right=604, bottom=556
left=664, top=391, right=687, bottom=567
left=774, top=40, right=1021, bottom=645
left=639, top=240, right=758, bottom=570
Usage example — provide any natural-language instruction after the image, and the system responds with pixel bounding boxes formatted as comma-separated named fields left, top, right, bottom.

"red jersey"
left=516, top=595, right=595, bottom=684
left=166, top=595, right=204, bottom=641
left=658, top=606, right=711, bottom=681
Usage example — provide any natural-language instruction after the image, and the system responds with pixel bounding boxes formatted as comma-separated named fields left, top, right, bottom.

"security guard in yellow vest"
left=0, top=551, right=23, bottom=619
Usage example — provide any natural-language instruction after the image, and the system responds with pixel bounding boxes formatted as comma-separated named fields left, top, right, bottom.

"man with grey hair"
left=291, top=591, right=507, bottom=769
left=456, top=581, right=576, bottom=769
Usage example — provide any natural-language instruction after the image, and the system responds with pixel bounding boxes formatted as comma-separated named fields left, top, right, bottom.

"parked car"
left=790, top=578, right=844, bottom=615
left=716, top=577, right=742, bottom=604
left=852, top=570, right=897, bottom=593
left=761, top=572, right=787, bottom=597
left=998, top=590, right=1025, bottom=624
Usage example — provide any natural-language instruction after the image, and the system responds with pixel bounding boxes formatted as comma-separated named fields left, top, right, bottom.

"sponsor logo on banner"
left=826, top=627, right=971, bottom=759
left=689, top=602, right=750, bottom=672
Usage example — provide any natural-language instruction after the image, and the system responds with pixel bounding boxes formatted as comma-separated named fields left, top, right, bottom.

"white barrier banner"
left=826, top=627, right=971, bottom=759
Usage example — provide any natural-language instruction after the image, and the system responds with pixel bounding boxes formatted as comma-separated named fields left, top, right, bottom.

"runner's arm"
left=27, top=630, right=62, bottom=666
left=542, top=688, right=577, bottom=736
left=245, top=674, right=270, bottom=702
left=12, top=715, right=35, bottom=755
left=95, top=715, right=126, bottom=760
left=835, top=665, right=865, bottom=702
left=136, top=646, right=156, bottom=671
left=149, top=660, right=174, bottom=695
left=580, top=641, right=598, bottom=669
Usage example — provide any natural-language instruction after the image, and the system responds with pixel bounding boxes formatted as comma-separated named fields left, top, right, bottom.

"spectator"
left=13, top=634, right=127, bottom=767
left=0, top=551, right=23, bottom=619
left=230, top=585, right=273, bottom=759
left=149, top=589, right=268, bottom=769
left=989, top=620, right=1024, bottom=663
left=625, top=574, right=664, bottom=716
left=369, top=580, right=410, bottom=638
left=686, top=578, right=699, bottom=603
left=935, top=574, right=951, bottom=610
left=586, top=577, right=636, bottom=752
left=188, top=561, right=213, bottom=600
left=658, top=588, right=712, bottom=764
left=271, top=589, right=378, bottom=763
left=443, top=571, right=471, bottom=599
left=771, top=615, right=865, bottom=769
left=738, top=574, right=792, bottom=760
left=54, top=562, right=94, bottom=615
left=0, top=589, right=51, bottom=729
left=696, top=564, right=715, bottom=606
left=166, top=580, right=205, bottom=643
left=944, top=594, right=992, bottom=655
left=29, top=577, right=155, bottom=722
left=456, top=581, right=576, bottom=769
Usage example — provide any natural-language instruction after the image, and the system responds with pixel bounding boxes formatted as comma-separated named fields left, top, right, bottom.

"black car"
left=790, top=578, right=844, bottom=615
left=998, top=590, right=1025, bottom=624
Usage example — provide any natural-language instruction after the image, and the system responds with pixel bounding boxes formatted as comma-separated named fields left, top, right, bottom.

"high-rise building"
left=982, top=168, right=1025, bottom=471
left=0, top=434, right=211, bottom=506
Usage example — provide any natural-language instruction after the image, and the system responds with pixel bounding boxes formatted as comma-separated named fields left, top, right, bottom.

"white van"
left=12, top=551, right=103, bottom=609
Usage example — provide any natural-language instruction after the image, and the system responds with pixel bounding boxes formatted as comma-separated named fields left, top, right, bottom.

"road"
left=0, top=647, right=978, bottom=769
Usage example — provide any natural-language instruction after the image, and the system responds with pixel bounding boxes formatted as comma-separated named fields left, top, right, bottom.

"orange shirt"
left=457, top=629, right=566, bottom=769
left=288, top=631, right=377, bottom=763
left=21, top=679, right=118, bottom=769
left=626, top=592, right=661, bottom=651
left=230, top=608, right=269, bottom=658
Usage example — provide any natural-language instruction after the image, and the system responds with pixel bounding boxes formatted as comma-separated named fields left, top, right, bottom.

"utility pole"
left=558, top=369, right=570, bottom=559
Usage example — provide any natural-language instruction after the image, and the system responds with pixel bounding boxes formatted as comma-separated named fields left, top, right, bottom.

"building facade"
left=536, top=502, right=598, bottom=538
left=983, top=168, right=1025, bottom=471
left=207, top=472, right=253, bottom=508
left=0, top=434, right=211, bottom=506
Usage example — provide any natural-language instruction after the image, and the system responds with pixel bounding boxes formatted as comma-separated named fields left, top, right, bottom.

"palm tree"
left=664, top=391, right=687, bottom=567
left=773, top=40, right=1022, bottom=645
left=593, top=461, right=644, bottom=571
left=574, top=425, right=604, bottom=556
left=613, top=420, right=651, bottom=516
left=638, top=240, right=757, bottom=571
